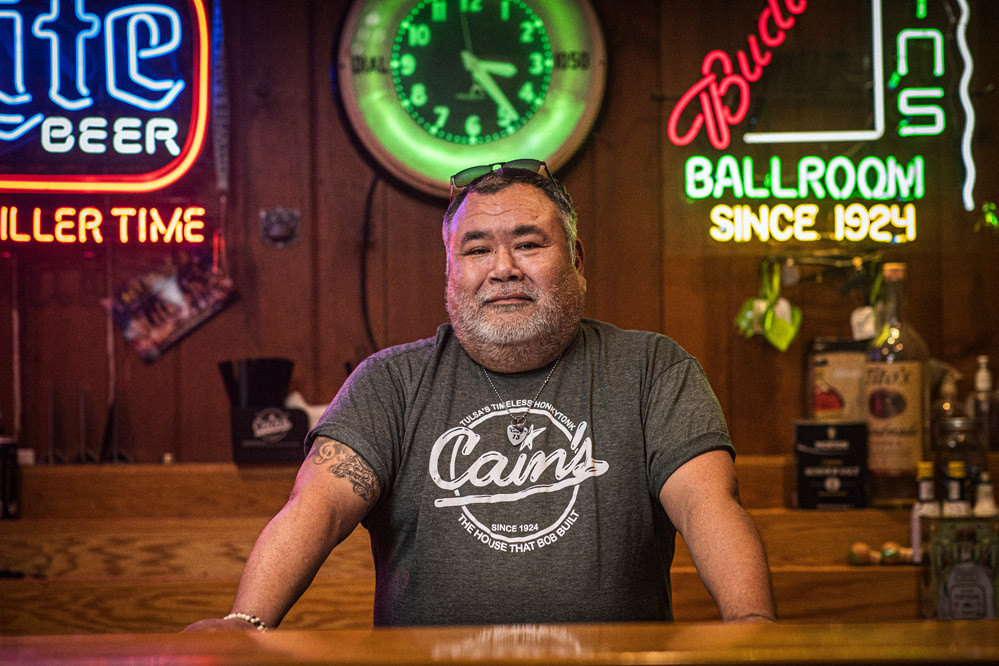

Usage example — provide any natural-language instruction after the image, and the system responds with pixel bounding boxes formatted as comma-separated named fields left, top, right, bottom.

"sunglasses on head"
left=449, top=159, right=556, bottom=200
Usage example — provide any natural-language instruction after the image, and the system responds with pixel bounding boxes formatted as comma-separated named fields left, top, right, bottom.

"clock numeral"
left=529, top=52, right=544, bottom=76
left=465, top=115, right=482, bottom=138
left=460, top=0, right=483, bottom=12
left=553, top=51, right=592, bottom=70
left=407, top=24, right=431, bottom=47
left=500, top=1, right=511, bottom=21
left=519, top=21, right=536, bottom=44
left=432, top=105, right=450, bottom=132
left=517, top=81, right=536, bottom=104
left=399, top=53, right=417, bottom=77
left=497, top=105, right=517, bottom=128
left=410, top=83, right=428, bottom=107
left=431, top=0, right=447, bottom=21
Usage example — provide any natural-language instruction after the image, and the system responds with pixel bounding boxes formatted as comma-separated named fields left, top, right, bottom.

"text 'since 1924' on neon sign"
left=0, top=0, right=209, bottom=193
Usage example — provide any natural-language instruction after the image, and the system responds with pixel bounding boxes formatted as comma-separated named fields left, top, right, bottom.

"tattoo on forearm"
left=308, top=439, right=380, bottom=502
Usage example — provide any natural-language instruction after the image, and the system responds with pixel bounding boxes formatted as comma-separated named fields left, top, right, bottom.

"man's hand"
left=182, top=617, right=257, bottom=632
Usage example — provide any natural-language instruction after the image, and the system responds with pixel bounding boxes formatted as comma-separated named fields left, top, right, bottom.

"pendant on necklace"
left=507, top=415, right=528, bottom=447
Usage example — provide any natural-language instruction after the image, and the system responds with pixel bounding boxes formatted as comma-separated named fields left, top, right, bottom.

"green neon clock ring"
left=335, top=0, right=606, bottom=197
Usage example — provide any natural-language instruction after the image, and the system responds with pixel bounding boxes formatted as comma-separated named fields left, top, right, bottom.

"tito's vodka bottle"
left=865, top=262, right=930, bottom=507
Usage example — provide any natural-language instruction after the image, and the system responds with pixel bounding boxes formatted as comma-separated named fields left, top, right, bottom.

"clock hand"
left=459, top=52, right=517, bottom=79
left=461, top=50, right=519, bottom=122
left=460, top=9, right=474, bottom=53
left=460, top=49, right=478, bottom=73
left=476, top=60, right=517, bottom=78
left=474, top=70, right=519, bottom=123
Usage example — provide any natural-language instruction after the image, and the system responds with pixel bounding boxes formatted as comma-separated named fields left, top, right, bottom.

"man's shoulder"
left=362, top=323, right=455, bottom=371
left=579, top=318, right=694, bottom=362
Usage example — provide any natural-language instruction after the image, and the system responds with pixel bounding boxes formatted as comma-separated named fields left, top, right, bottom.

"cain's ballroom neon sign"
left=0, top=0, right=209, bottom=193
left=667, top=0, right=977, bottom=244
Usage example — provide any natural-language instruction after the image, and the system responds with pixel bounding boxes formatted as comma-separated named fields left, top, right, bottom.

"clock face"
left=391, top=0, right=552, bottom=145
left=335, top=0, right=606, bottom=197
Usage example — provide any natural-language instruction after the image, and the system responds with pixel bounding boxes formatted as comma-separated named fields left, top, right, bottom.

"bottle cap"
left=917, top=461, right=934, bottom=478
left=947, top=459, right=966, bottom=478
left=882, top=262, right=906, bottom=280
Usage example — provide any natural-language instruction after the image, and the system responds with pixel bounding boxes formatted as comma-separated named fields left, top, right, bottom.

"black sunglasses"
left=449, top=159, right=555, bottom=200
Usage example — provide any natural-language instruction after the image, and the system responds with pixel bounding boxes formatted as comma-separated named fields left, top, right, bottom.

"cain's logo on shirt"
left=429, top=405, right=608, bottom=553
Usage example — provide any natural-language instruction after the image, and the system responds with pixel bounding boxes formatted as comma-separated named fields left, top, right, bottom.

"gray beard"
left=446, top=271, right=584, bottom=372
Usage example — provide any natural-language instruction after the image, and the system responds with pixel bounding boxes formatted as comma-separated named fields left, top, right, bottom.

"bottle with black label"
left=942, top=460, right=972, bottom=519
left=865, top=262, right=930, bottom=507
left=913, top=461, right=940, bottom=619
left=912, top=460, right=940, bottom=564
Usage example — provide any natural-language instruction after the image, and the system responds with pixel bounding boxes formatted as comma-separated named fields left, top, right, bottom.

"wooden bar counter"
left=5, top=458, right=999, bottom=659
left=2, top=621, right=998, bottom=665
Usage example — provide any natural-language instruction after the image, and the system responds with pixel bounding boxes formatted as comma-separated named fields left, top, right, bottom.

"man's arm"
left=183, top=437, right=380, bottom=631
left=659, top=449, right=776, bottom=623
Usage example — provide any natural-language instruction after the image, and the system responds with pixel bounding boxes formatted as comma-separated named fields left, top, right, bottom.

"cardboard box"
left=794, top=421, right=868, bottom=509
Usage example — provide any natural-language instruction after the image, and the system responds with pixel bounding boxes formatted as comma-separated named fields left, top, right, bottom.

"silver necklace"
left=481, top=350, right=565, bottom=447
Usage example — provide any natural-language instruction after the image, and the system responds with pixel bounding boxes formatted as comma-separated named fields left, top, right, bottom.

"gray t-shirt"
left=306, top=318, right=733, bottom=626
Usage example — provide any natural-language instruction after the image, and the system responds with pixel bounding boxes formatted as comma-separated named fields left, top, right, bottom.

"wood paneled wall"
left=1, top=0, right=997, bottom=463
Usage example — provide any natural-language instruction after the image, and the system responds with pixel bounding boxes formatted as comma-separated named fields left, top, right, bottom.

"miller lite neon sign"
left=0, top=0, right=209, bottom=193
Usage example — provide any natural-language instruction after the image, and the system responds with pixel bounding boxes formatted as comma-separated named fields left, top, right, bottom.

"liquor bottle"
left=865, top=263, right=930, bottom=507
left=965, top=355, right=998, bottom=452
left=911, top=461, right=940, bottom=565
left=941, top=460, right=971, bottom=518
left=932, top=415, right=987, bottom=511
left=933, top=482, right=999, bottom=620
left=932, top=371, right=963, bottom=421
left=973, top=472, right=999, bottom=518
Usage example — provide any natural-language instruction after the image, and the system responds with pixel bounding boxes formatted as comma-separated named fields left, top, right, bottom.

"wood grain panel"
left=24, top=454, right=999, bottom=520
left=0, top=520, right=373, bottom=580
left=582, top=0, right=663, bottom=334
left=0, top=577, right=375, bottom=636
left=0, top=567, right=920, bottom=636
left=5, top=0, right=999, bottom=468
left=673, top=566, right=920, bottom=623
left=14, top=456, right=801, bottom=521
left=1, top=509, right=912, bottom=581
left=17, top=464, right=297, bottom=519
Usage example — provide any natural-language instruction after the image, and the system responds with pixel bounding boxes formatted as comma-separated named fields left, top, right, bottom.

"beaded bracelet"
left=223, top=612, right=268, bottom=632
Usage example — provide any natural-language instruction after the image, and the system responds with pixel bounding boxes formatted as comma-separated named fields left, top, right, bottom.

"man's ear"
left=574, top=239, right=585, bottom=273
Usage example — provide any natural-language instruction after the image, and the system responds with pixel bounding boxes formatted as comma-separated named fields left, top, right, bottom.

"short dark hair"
left=442, top=167, right=578, bottom=265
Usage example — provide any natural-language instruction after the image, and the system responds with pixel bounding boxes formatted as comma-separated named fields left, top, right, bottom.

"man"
left=186, top=161, right=775, bottom=632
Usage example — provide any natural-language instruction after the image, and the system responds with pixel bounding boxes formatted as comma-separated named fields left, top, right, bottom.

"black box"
left=794, top=421, right=868, bottom=509
left=230, top=407, right=308, bottom=465
left=1, top=439, right=20, bottom=519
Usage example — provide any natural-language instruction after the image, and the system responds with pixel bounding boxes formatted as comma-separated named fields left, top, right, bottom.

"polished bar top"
left=2, top=621, right=997, bottom=665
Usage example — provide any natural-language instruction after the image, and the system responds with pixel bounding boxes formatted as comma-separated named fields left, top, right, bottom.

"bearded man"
left=186, top=161, right=776, bottom=632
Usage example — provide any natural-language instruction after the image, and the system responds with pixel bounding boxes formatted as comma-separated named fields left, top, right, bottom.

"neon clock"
left=334, top=0, right=606, bottom=198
